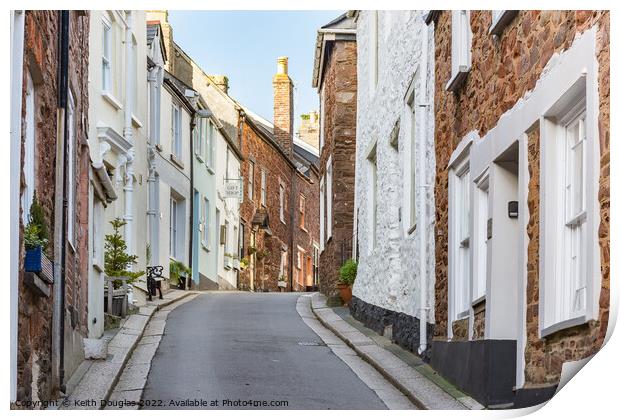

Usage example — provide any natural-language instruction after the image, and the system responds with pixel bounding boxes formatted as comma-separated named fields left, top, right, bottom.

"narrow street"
left=141, top=293, right=388, bottom=409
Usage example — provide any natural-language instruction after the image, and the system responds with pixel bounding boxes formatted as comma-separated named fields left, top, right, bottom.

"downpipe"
left=418, top=19, right=430, bottom=356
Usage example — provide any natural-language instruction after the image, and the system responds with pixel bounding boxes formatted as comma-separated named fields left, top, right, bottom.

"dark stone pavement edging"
left=61, top=290, right=196, bottom=410
left=310, top=293, right=476, bottom=410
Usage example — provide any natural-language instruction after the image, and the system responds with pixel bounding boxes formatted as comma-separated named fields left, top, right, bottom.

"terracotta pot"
left=337, top=283, right=352, bottom=305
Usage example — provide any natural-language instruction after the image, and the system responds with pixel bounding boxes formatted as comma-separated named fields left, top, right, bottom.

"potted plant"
left=277, top=275, right=288, bottom=289
left=169, top=259, right=191, bottom=289
left=239, top=257, right=250, bottom=270
left=338, top=259, right=358, bottom=305
left=23, top=196, right=50, bottom=273
left=104, top=218, right=144, bottom=315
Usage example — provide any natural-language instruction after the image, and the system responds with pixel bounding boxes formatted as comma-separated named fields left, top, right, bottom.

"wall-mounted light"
left=508, top=201, right=518, bottom=219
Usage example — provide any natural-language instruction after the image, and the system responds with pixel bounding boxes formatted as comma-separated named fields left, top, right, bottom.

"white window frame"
left=195, top=116, right=206, bottom=160
left=206, top=119, right=215, bottom=169
left=319, top=177, right=325, bottom=250
left=170, top=197, right=178, bottom=258
left=299, top=194, right=306, bottom=230
left=404, top=78, right=417, bottom=233
left=366, top=143, right=378, bottom=250
left=326, top=156, right=333, bottom=240
left=201, top=196, right=210, bottom=249
left=67, top=89, right=76, bottom=247
left=101, top=17, right=112, bottom=93
left=92, top=197, right=104, bottom=270
left=279, top=182, right=286, bottom=224
left=260, top=169, right=267, bottom=207
left=472, top=171, right=489, bottom=303
left=446, top=10, right=472, bottom=92
left=22, top=71, right=35, bottom=225
left=540, top=86, right=596, bottom=337
left=171, top=102, right=181, bottom=158
left=248, top=161, right=254, bottom=201
left=319, top=85, right=325, bottom=152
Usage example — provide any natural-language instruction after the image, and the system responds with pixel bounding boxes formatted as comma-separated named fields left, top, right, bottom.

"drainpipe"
left=57, top=10, right=70, bottom=391
left=188, top=112, right=196, bottom=290
left=418, top=20, right=430, bottom=356
left=288, top=168, right=297, bottom=292
left=123, top=11, right=134, bottom=255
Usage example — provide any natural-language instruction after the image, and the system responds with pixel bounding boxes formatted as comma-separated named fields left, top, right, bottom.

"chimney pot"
left=277, top=56, right=288, bottom=75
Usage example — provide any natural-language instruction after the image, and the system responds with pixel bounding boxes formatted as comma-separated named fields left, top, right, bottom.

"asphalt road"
left=142, top=292, right=387, bottom=409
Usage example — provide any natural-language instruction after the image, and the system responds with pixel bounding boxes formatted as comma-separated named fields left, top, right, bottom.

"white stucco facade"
left=353, top=11, right=436, bottom=323
left=87, top=10, right=149, bottom=336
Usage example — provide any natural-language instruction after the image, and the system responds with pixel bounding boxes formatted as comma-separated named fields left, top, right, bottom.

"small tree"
left=339, top=259, right=358, bottom=286
left=104, top=218, right=144, bottom=287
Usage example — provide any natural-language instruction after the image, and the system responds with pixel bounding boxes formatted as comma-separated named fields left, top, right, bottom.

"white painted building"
left=87, top=10, right=149, bottom=337
left=352, top=10, right=436, bottom=353
left=214, top=127, right=243, bottom=289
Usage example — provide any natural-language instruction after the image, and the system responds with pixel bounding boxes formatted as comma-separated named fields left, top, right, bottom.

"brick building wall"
left=432, top=10, right=609, bottom=391
left=17, top=10, right=90, bottom=403
left=318, top=41, right=357, bottom=298
left=238, top=118, right=295, bottom=292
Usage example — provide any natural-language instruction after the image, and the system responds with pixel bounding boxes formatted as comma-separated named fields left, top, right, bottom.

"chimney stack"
left=273, top=56, right=294, bottom=158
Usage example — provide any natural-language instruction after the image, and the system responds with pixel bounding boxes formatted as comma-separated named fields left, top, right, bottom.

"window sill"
left=445, top=67, right=470, bottom=92
left=170, top=154, right=184, bottom=169
left=300, top=226, right=308, bottom=233
left=195, top=154, right=204, bottom=163
left=408, top=223, right=417, bottom=235
left=131, top=114, right=143, bottom=128
left=280, top=218, right=286, bottom=225
left=93, top=260, right=104, bottom=273
left=541, top=315, right=588, bottom=338
left=472, top=295, right=486, bottom=307
left=201, top=242, right=210, bottom=252
left=489, top=11, right=518, bottom=36
left=101, top=91, right=123, bottom=110
left=206, top=165, right=215, bottom=175
left=155, top=144, right=163, bottom=152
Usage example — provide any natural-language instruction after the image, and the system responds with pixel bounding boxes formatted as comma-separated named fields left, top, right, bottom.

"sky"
left=168, top=10, right=343, bottom=132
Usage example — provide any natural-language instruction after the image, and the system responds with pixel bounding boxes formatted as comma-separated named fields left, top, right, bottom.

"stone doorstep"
left=310, top=293, right=469, bottom=411
left=61, top=290, right=196, bottom=410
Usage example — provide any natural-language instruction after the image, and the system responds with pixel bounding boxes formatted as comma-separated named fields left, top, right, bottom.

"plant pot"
left=337, top=283, right=353, bottom=305
left=24, top=246, right=43, bottom=272
left=277, top=280, right=287, bottom=288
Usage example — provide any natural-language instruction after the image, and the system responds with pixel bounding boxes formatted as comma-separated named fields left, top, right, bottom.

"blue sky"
left=168, top=10, right=343, bottom=132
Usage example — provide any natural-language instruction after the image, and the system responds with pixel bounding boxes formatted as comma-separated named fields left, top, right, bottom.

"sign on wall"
left=224, top=179, right=242, bottom=199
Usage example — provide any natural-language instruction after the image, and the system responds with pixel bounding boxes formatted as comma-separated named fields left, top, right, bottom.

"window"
left=369, top=10, right=379, bottom=95
left=319, top=177, right=325, bottom=250
left=405, top=81, right=416, bottom=232
left=206, top=119, right=215, bottom=168
left=279, top=251, right=287, bottom=277
left=131, top=38, right=137, bottom=115
left=319, top=85, right=325, bottom=152
left=446, top=10, right=472, bottom=92
left=67, top=90, right=76, bottom=246
left=239, top=223, right=245, bottom=258
left=22, top=71, right=35, bottom=225
left=367, top=146, right=378, bottom=249
left=195, top=117, right=206, bottom=159
left=260, top=169, right=267, bottom=207
left=326, top=156, right=333, bottom=240
left=473, top=174, right=489, bottom=302
left=248, top=161, right=254, bottom=200
left=299, top=194, right=306, bottom=229
left=451, top=159, right=471, bottom=320
left=313, top=244, right=320, bottom=285
left=102, top=18, right=112, bottom=92
left=171, top=102, right=181, bottom=158
left=201, top=196, right=210, bottom=248
left=170, top=197, right=178, bottom=258
left=297, top=249, right=303, bottom=269
left=92, top=198, right=104, bottom=268
left=224, top=220, right=231, bottom=254
left=279, top=183, right=286, bottom=223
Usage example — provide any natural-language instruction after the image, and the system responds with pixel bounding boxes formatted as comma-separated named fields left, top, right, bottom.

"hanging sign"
left=224, top=179, right=242, bottom=199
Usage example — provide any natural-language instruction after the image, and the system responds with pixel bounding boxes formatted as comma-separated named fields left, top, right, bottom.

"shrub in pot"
left=338, top=259, right=358, bottom=305
left=23, top=196, right=49, bottom=272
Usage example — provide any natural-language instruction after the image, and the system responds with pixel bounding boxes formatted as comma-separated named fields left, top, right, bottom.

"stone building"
left=348, top=10, right=437, bottom=357
left=296, top=111, right=320, bottom=150
left=427, top=10, right=610, bottom=407
left=147, top=12, right=320, bottom=292
left=11, top=10, right=91, bottom=403
left=312, top=12, right=358, bottom=299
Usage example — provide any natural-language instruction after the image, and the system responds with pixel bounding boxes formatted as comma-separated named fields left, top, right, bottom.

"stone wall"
left=17, top=10, right=90, bottom=403
left=353, top=10, right=436, bottom=325
left=318, top=40, right=357, bottom=298
left=431, top=10, right=609, bottom=388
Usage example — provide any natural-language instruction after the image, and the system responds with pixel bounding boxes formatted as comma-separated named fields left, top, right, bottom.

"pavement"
left=310, top=293, right=483, bottom=410
left=60, top=289, right=196, bottom=410
left=142, top=292, right=410, bottom=409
